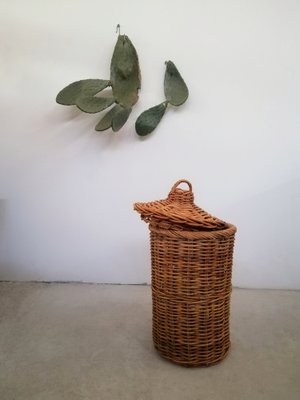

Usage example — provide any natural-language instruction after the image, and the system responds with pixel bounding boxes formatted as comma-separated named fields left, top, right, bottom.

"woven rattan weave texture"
left=150, top=222, right=236, bottom=366
left=134, top=180, right=236, bottom=367
left=134, top=180, right=227, bottom=230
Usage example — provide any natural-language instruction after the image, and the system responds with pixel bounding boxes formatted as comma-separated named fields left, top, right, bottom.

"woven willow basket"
left=134, top=180, right=237, bottom=367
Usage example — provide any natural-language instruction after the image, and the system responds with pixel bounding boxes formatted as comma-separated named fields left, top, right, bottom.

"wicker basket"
left=134, top=180, right=237, bottom=367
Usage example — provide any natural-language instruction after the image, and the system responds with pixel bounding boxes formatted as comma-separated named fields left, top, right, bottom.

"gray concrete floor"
left=0, top=283, right=299, bottom=400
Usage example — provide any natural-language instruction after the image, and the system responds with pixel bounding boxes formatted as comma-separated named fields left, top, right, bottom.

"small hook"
left=116, top=24, right=121, bottom=36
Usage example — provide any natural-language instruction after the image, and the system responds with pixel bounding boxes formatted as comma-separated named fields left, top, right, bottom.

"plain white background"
left=0, top=0, right=299, bottom=288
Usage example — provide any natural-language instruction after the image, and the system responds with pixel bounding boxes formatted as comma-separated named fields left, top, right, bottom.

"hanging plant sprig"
left=56, top=25, right=141, bottom=132
left=135, top=61, right=189, bottom=136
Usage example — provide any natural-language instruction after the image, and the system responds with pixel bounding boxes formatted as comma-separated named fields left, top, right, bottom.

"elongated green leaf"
left=95, top=105, right=123, bottom=131
left=56, top=79, right=110, bottom=105
left=110, top=35, right=141, bottom=108
left=112, top=107, right=132, bottom=132
left=164, top=61, right=188, bottom=106
left=76, top=95, right=115, bottom=114
left=135, top=102, right=168, bottom=136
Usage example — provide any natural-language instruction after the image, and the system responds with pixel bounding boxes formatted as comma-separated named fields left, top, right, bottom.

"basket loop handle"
left=170, top=179, right=193, bottom=193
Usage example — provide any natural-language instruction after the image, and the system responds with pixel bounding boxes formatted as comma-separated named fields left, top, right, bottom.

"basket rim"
left=149, top=222, right=237, bottom=239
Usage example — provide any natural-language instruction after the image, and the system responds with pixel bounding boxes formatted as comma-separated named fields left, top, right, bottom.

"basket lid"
left=134, top=179, right=227, bottom=230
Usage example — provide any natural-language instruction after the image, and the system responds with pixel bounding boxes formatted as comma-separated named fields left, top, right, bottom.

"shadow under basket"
left=134, top=179, right=237, bottom=367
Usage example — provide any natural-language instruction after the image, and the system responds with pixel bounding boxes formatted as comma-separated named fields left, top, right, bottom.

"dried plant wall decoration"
left=56, top=26, right=189, bottom=137
left=135, top=61, right=189, bottom=136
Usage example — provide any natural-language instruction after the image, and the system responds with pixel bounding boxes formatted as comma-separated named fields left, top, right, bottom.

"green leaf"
left=110, top=35, right=141, bottom=108
left=56, top=79, right=110, bottom=105
left=76, top=95, right=115, bottom=114
left=95, top=105, right=123, bottom=131
left=164, top=61, right=188, bottom=106
left=112, top=107, right=132, bottom=132
left=135, top=102, right=168, bottom=136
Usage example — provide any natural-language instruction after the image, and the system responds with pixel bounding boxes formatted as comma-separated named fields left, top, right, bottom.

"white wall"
left=0, top=0, right=299, bottom=288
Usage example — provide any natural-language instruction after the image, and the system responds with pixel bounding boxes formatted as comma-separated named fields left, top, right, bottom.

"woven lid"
left=134, top=179, right=227, bottom=230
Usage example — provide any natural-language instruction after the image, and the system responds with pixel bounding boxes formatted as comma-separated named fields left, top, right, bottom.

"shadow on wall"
left=0, top=199, right=9, bottom=278
left=0, top=194, right=151, bottom=283
left=44, top=105, right=136, bottom=157
left=221, top=177, right=300, bottom=290
left=0, top=198, right=37, bottom=281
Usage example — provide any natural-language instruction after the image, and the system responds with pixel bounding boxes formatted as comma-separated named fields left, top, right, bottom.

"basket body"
left=149, top=221, right=236, bottom=367
left=134, top=179, right=237, bottom=367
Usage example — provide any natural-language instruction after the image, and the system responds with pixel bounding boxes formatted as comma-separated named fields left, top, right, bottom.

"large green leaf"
left=112, top=107, right=132, bottom=132
left=164, top=61, right=188, bottom=106
left=56, top=79, right=110, bottom=105
left=76, top=95, right=115, bottom=114
left=135, top=102, right=168, bottom=136
left=95, top=105, right=123, bottom=131
left=110, top=35, right=141, bottom=108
